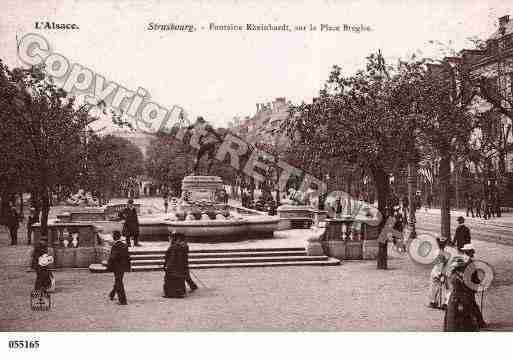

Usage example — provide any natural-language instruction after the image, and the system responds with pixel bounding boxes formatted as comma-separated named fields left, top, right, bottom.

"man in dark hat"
left=119, top=199, right=140, bottom=247
left=6, top=203, right=20, bottom=245
left=453, top=216, right=471, bottom=251
left=107, top=230, right=130, bottom=305
left=465, top=193, right=474, bottom=218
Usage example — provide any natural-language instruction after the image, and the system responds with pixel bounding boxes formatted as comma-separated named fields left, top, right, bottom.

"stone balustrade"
left=307, top=216, right=379, bottom=260
left=32, top=222, right=103, bottom=268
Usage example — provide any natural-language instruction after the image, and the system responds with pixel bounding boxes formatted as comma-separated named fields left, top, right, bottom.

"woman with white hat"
left=443, top=251, right=487, bottom=331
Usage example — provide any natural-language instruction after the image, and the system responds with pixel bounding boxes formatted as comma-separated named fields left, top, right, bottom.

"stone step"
left=136, top=258, right=341, bottom=270
left=130, top=255, right=329, bottom=266
left=89, top=258, right=340, bottom=272
left=89, top=246, right=340, bottom=273
left=129, top=246, right=306, bottom=255
left=130, top=250, right=308, bottom=260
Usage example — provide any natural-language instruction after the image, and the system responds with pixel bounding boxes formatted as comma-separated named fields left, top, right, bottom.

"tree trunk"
left=19, top=192, right=24, bottom=218
left=439, top=154, right=451, bottom=240
left=454, top=162, right=460, bottom=209
left=407, top=162, right=417, bottom=239
left=371, top=165, right=389, bottom=270
left=40, top=189, right=50, bottom=238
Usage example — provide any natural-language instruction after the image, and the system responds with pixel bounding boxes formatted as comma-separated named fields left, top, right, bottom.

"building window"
left=500, top=35, right=513, bottom=50
left=509, top=73, right=513, bottom=99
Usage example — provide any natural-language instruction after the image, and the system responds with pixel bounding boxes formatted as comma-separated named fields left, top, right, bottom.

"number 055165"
left=8, top=340, right=39, bottom=349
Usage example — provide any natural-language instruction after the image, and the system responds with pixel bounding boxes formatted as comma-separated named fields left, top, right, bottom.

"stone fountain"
left=164, top=175, right=279, bottom=241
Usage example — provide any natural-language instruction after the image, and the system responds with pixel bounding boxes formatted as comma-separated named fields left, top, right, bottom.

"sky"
left=1, top=0, right=512, bottom=128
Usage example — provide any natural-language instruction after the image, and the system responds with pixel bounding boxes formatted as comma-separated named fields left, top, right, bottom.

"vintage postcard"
left=1, top=0, right=513, bottom=357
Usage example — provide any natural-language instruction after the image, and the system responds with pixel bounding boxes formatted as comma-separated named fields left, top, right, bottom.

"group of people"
left=106, top=230, right=197, bottom=305
left=3, top=202, right=38, bottom=246
left=388, top=191, right=423, bottom=218
left=464, top=192, right=501, bottom=219
left=428, top=216, right=488, bottom=331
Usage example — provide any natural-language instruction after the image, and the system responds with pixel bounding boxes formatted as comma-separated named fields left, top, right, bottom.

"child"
left=35, top=251, right=55, bottom=293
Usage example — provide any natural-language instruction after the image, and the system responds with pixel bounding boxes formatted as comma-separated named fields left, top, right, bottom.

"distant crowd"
left=464, top=192, right=501, bottom=219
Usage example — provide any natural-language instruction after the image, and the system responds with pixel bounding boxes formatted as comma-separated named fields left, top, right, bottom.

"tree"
left=0, top=62, right=98, bottom=235
left=283, top=53, right=415, bottom=269
left=409, top=60, right=475, bottom=239
left=146, top=131, right=195, bottom=195
left=84, top=134, right=145, bottom=202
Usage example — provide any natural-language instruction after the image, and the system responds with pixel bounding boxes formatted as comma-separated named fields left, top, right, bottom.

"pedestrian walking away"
left=6, top=202, right=20, bottom=245
left=473, top=195, right=481, bottom=218
left=481, top=196, right=489, bottom=220
left=465, top=193, right=474, bottom=218
left=107, top=230, right=131, bottom=305
left=426, top=193, right=433, bottom=211
left=119, top=199, right=140, bottom=246
left=453, top=216, right=471, bottom=251
left=163, top=232, right=191, bottom=298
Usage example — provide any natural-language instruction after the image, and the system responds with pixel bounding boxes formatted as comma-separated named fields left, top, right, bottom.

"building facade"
left=444, top=15, right=513, bottom=206
left=229, top=97, right=292, bottom=151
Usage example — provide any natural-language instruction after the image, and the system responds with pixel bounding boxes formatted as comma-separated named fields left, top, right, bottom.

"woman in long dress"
left=443, top=258, right=483, bottom=331
left=163, top=233, right=188, bottom=298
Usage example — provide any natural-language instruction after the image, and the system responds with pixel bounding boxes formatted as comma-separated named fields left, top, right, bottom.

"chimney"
left=499, top=15, right=510, bottom=27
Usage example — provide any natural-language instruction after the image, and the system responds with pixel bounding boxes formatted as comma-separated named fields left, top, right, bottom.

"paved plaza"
left=1, top=202, right=513, bottom=331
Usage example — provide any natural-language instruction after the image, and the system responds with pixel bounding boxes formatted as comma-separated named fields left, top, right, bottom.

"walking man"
left=163, top=232, right=194, bottom=298
left=107, top=230, right=130, bottom=305
left=426, top=193, right=433, bottom=211
left=487, top=194, right=495, bottom=218
left=7, top=203, right=20, bottom=245
left=474, top=195, right=481, bottom=218
left=481, top=196, right=489, bottom=220
left=466, top=193, right=474, bottom=218
left=119, top=199, right=140, bottom=247
left=493, top=191, right=501, bottom=217
left=453, top=216, right=471, bottom=251
left=414, top=191, right=422, bottom=211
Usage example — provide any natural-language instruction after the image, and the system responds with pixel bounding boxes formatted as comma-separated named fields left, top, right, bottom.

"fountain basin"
left=164, top=215, right=278, bottom=242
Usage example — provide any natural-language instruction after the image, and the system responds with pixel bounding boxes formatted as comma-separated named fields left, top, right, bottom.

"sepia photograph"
left=1, top=0, right=513, bottom=356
